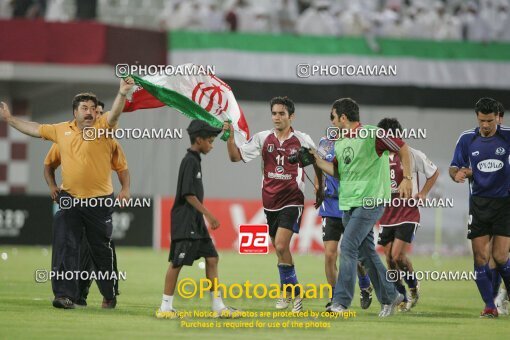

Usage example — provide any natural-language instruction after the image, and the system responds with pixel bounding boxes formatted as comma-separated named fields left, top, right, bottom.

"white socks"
left=160, top=292, right=225, bottom=311
left=210, top=291, right=226, bottom=311
left=160, top=294, right=173, bottom=311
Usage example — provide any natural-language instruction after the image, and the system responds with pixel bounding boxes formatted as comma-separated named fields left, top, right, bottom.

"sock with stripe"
left=278, top=263, right=300, bottom=298
left=395, top=280, right=408, bottom=302
left=210, top=291, right=226, bottom=311
left=357, top=273, right=371, bottom=290
left=160, top=294, right=173, bottom=311
left=496, top=259, right=510, bottom=295
left=474, top=264, right=496, bottom=309
left=491, top=267, right=502, bottom=299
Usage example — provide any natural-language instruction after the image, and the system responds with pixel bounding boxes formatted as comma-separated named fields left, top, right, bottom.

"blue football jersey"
left=451, top=125, right=510, bottom=197
left=317, top=137, right=342, bottom=218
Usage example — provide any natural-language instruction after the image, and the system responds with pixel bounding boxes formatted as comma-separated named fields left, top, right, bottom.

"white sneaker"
left=379, top=293, right=404, bottom=318
left=213, top=306, right=242, bottom=319
left=155, top=308, right=180, bottom=319
left=495, top=287, right=509, bottom=316
left=495, top=288, right=508, bottom=306
left=276, top=296, right=292, bottom=309
left=292, top=296, right=304, bottom=312
left=497, top=299, right=509, bottom=316
left=326, top=303, right=347, bottom=313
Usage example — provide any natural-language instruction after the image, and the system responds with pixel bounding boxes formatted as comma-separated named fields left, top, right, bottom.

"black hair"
left=377, top=117, right=403, bottom=134
left=189, top=130, right=219, bottom=144
left=270, top=96, right=295, bottom=115
left=72, top=92, right=97, bottom=111
left=496, top=101, right=505, bottom=117
left=97, top=100, right=105, bottom=109
left=331, top=98, right=359, bottom=122
left=475, top=97, right=498, bottom=115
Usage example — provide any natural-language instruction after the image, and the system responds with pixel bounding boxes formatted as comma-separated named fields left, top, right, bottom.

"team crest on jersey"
left=267, top=144, right=274, bottom=153
left=496, top=147, right=506, bottom=155
left=472, top=151, right=479, bottom=156
left=342, top=147, right=354, bottom=165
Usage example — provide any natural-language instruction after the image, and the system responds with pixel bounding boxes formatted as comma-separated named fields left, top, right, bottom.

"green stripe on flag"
left=130, top=74, right=230, bottom=141
left=169, top=31, right=510, bottom=61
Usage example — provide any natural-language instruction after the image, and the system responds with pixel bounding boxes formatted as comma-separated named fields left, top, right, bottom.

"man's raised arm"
left=224, top=122, right=242, bottom=162
left=0, top=102, right=41, bottom=137
left=107, top=77, right=135, bottom=127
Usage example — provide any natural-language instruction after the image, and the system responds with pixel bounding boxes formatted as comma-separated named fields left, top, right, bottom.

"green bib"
left=334, top=125, right=390, bottom=210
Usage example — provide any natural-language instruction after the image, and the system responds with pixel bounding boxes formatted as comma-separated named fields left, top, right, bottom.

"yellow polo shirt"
left=39, top=113, right=121, bottom=198
left=44, top=140, right=128, bottom=172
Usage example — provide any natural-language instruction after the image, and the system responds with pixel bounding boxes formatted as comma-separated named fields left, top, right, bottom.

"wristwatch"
left=403, top=175, right=413, bottom=180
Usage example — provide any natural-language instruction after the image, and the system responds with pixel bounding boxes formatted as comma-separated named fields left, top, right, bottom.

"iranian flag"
left=122, top=65, right=250, bottom=146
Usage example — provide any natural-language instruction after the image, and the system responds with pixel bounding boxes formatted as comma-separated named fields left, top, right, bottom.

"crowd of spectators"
left=1, top=0, right=509, bottom=42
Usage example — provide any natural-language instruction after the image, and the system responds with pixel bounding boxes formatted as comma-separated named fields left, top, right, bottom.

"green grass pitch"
left=0, top=246, right=507, bottom=339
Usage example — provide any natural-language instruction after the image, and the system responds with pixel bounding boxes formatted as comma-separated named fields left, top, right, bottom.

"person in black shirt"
left=156, top=119, right=239, bottom=319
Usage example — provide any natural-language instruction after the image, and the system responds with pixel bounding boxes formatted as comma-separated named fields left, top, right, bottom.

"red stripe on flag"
left=237, top=106, right=250, bottom=139
left=122, top=88, right=165, bottom=112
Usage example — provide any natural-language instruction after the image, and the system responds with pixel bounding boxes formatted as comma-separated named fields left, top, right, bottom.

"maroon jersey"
left=238, top=128, right=316, bottom=210
left=379, top=147, right=438, bottom=227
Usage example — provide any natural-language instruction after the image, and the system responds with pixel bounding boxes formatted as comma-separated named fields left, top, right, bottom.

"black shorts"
left=468, top=196, right=510, bottom=239
left=322, top=217, right=344, bottom=242
left=264, top=206, right=303, bottom=238
left=378, top=223, right=418, bottom=246
left=169, top=238, right=218, bottom=268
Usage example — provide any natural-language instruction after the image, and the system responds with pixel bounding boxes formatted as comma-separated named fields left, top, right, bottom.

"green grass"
left=0, top=246, right=507, bottom=339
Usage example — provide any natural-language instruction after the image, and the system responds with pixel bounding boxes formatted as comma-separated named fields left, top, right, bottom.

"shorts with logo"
left=264, top=206, right=303, bottom=238
left=169, top=238, right=218, bottom=268
left=377, top=223, right=418, bottom=246
left=322, top=217, right=344, bottom=242
left=467, top=196, right=510, bottom=239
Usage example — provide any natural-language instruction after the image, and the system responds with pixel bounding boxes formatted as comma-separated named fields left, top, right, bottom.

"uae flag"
left=122, top=65, right=250, bottom=146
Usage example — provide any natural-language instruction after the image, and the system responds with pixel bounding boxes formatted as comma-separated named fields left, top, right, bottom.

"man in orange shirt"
left=0, top=77, right=134, bottom=309
left=43, top=100, right=130, bottom=307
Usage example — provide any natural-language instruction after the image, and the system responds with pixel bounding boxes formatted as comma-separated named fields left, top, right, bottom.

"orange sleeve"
left=44, top=144, right=61, bottom=168
left=39, top=124, right=58, bottom=142
left=98, top=111, right=118, bottom=130
left=111, top=141, right=128, bottom=172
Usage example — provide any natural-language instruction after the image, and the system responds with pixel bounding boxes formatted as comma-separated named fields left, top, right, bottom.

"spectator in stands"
left=376, top=3, right=401, bottom=37
left=160, top=0, right=213, bottom=32
left=460, top=1, right=491, bottom=41
left=498, top=1, right=510, bottom=41
left=434, top=2, right=462, bottom=40
left=413, top=3, right=437, bottom=39
left=240, top=6, right=274, bottom=33
left=399, top=7, right=424, bottom=39
left=224, top=0, right=251, bottom=32
left=481, top=0, right=510, bottom=41
left=296, top=0, right=340, bottom=36
left=202, top=0, right=226, bottom=32
left=338, top=4, right=371, bottom=37
left=276, top=0, right=299, bottom=34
